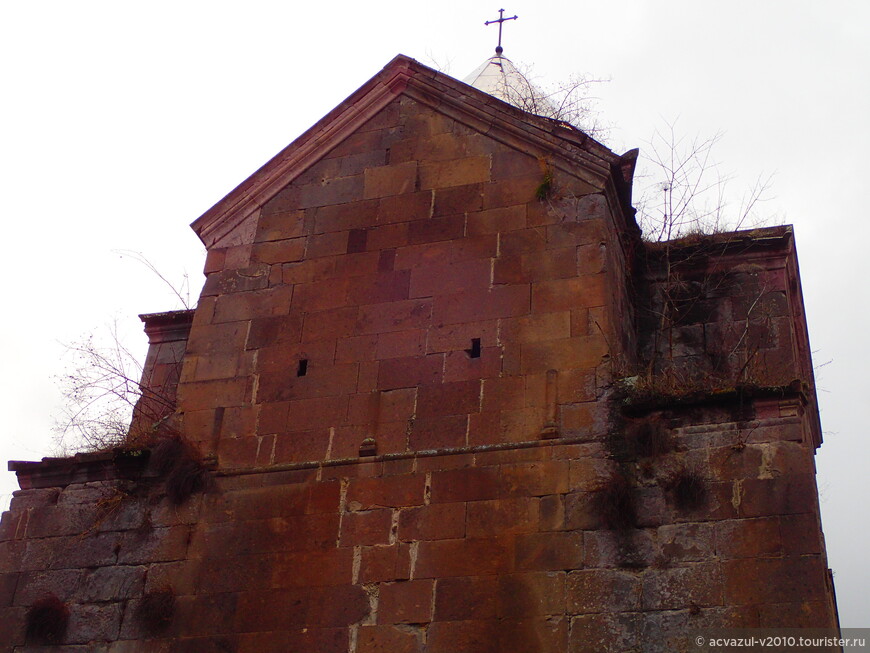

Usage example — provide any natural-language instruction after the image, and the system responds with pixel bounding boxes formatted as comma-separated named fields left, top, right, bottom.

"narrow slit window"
left=467, top=338, right=482, bottom=359
left=297, top=359, right=308, bottom=377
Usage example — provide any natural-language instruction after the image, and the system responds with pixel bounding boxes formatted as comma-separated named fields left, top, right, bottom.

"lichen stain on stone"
left=731, top=479, right=744, bottom=512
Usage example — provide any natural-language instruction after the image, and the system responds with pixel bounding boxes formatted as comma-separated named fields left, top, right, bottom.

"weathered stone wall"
left=176, top=95, right=632, bottom=466
left=0, top=408, right=836, bottom=651
left=0, top=58, right=838, bottom=651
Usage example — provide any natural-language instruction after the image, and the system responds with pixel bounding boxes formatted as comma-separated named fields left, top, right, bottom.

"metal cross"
left=485, top=9, right=518, bottom=56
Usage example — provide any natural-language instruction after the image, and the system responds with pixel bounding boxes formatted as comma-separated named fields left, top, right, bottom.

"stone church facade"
left=1, top=55, right=839, bottom=651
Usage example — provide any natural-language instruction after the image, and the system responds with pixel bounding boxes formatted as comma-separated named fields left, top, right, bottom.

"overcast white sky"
left=1, top=0, right=866, bottom=628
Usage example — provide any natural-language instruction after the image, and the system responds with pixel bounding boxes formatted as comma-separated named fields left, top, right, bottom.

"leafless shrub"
left=669, top=469, right=707, bottom=512
left=592, top=473, right=637, bottom=530
left=152, top=434, right=209, bottom=504
left=135, top=586, right=175, bottom=632
left=492, top=62, right=609, bottom=137
left=26, top=594, right=69, bottom=644
left=635, top=120, right=774, bottom=242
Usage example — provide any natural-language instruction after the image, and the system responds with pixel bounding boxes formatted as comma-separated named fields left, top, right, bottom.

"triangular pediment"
left=192, top=54, right=627, bottom=249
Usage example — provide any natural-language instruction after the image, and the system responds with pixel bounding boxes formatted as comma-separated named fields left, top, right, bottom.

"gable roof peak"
left=463, top=54, right=558, bottom=119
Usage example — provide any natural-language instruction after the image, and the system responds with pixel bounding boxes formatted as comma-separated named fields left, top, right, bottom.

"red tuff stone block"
left=307, top=231, right=350, bottom=259
left=500, top=311, right=571, bottom=343
left=378, top=579, right=434, bottom=624
left=416, top=380, right=481, bottom=418
left=279, top=396, right=349, bottom=432
left=641, top=562, right=724, bottom=610
left=329, top=250, right=382, bottom=278
left=520, top=336, right=608, bottom=374
left=419, top=156, right=491, bottom=189
left=346, top=474, right=426, bottom=510
left=567, top=569, right=640, bottom=614
left=364, top=162, right=417, bottom=199
left=491, top=150, right=541, bottom=180
left=427, top=620, right=501, bottom=653
left=377, top=248, right=396, bottom=272
left=177, top=377, right=251, bottom=410
left=481, top=174, right=540, bottom=209
left=346, top=270, right=412, bottom=305
left=256, top=209, right=306, bottom=243
left=356, top=298, right=432, bottom=334
left=186, top=321, right=249, bottom=356
left=359, top=544, right=412, bottom=583
left=780, top=513, right=823, bottom=555
left=415, top=537, right=512, bottom=578
left=376, top=329, right=426, bottom=359
left=378, top=191, right=432, bottom=224
left=339, top=508, right=393, bottom=547
left=377, top=387, right=417, bottom=423
left=466, top=498, right=540, bottom=537
left=466, top=205, right=527, bottom=235
left=433, top=183, right=483, bottom=216
left=714, top=517, right=783, bottom=559
left=409, top=258, right=491, bottom=298
left=500, top=227, right=547, bottom=256
left=257, top=362, right=358, bottom=403
left=500, top=461, right=570, bottom=497
left=409, top=414, right=468, bottom=450
left=301, top=306, right=359, bottom=343
left=480, top=376, right=525, bottom=412
left=378, top=354, right=443, bottom=389
left=393, top=234, right=498, bottom=270
left=282, top=257, right=336, bottom=284
left=433, top=285, right=530, bottom=325
left=250, top=237, right=306, bottom=264
left=238, top=628, right=347, bottom=653
left=737, top=475, right=818, bottom=518
left=336, top=334, right=378, bottom=363
left=498, top=572, right=567, bottom=617
left=212, top=286, right=294, bottom=324
left=201, top=264, right=270, bottom=296
left=314, top=199, right=379, bottom=233
left=365, top=222, right=409, bottom=251
left=233, top=588, right=307, bottom=632
left=347, top=228, right=368, bottom=253
left=307, top=584, right=373, bottom=627
left=356, top=360, right=380, bottom=393
left=494, top=247, right=578, bottom=284
left=426, top=320, right=499, bottom=354
left=292, top=277, right=350, bottom=312
left=757, top=600, right=835, bottom=629
left=246, top=314, right=304, bottom=350
left=262, top=184, right=301, bottom=214
left=398, top=503, right=466, bottom=541
left=433, top=576, right=498, bottom=621
left=407, top=214, right=465, bottom=246
left=443, top=347, right=502, bottom=383
left=357, top=625, right=421, bottom=653
left=723, top=556, right=827, bottom=606
left=531, top=275, right=608, bottom=313
left=515, top=531, right=583, bottom=571
left=408, top=132, right=466, bottom=161
left=272, top=429, right=331, bottom=463
left=204, top=248, right=227, bottom=273
left=218, top=436, right=259, bottom=468
left=429, top=467, right=501, bottom=504
left=271, top=548, right=354, bottom=587
left=257, top=340, right=335, bottom=375
left=298, top=175, right=364, bottom=210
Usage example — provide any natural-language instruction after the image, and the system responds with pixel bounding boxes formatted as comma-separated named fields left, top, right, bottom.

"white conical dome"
left=463, top=54, right=558, bottom=119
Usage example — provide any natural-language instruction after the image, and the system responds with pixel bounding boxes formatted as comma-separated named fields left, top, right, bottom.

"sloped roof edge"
left=192, top=54, right=623, bottom=248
